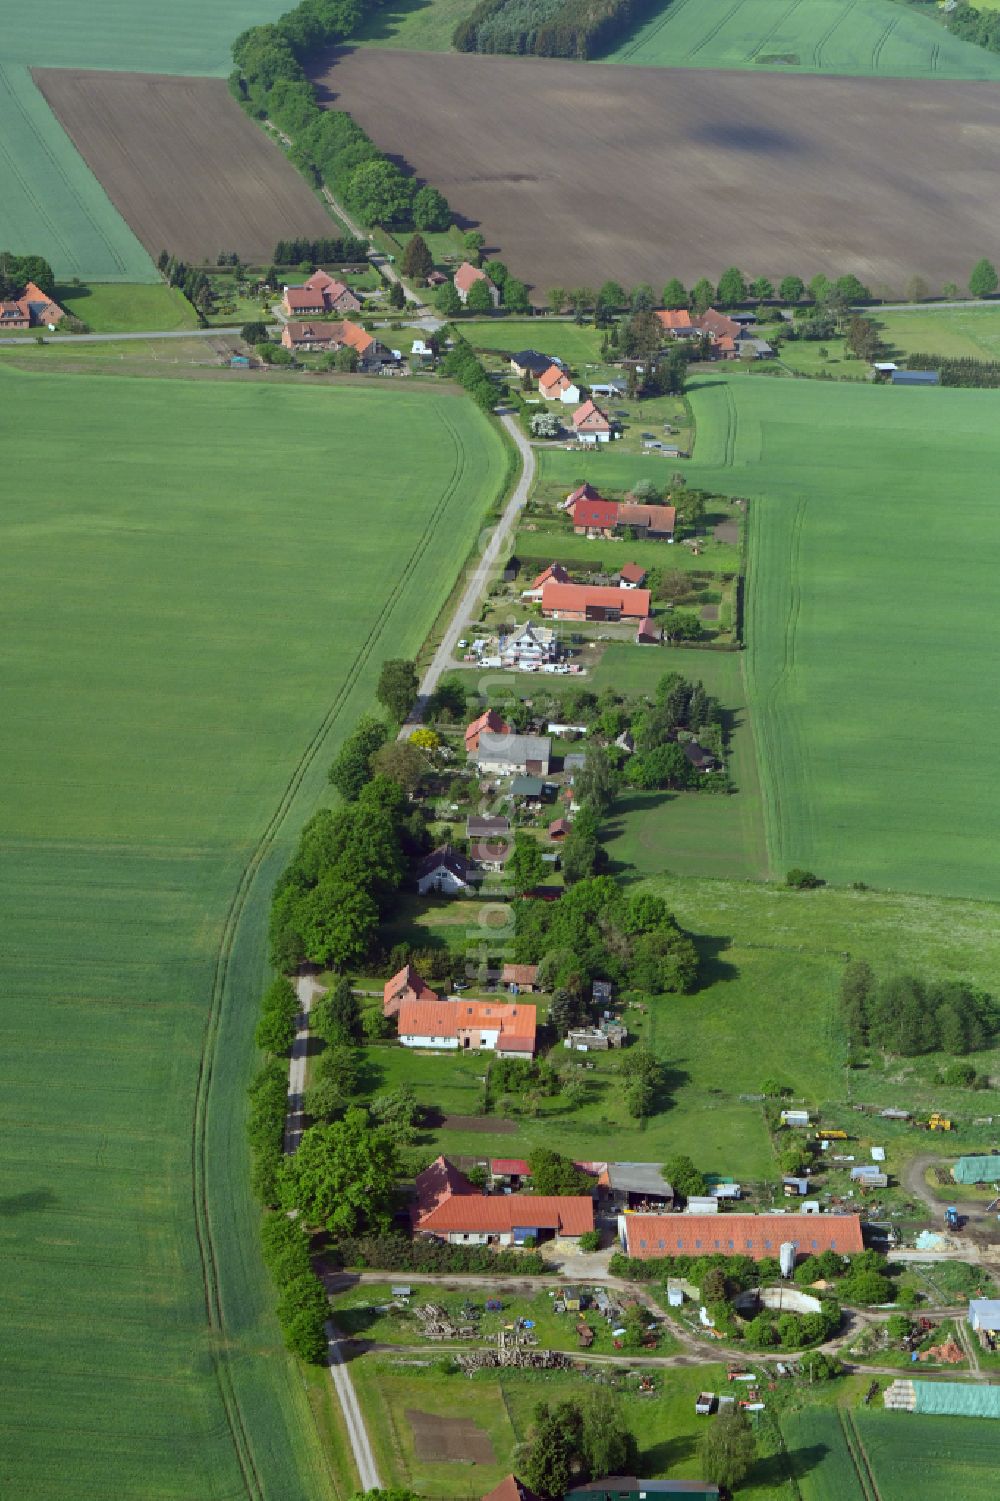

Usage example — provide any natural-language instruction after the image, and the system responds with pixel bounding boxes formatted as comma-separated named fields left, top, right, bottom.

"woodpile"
left=455, top=1342, right=570, bottom=1373
left=413, top=1303, right=477, bottom=1340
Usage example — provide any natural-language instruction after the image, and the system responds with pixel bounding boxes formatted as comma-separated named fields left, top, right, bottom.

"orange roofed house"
left=541, top=581, right=651, bottom=623
left=538, top=364, right=581, bottom=404
left=280, top=319, right=390, bottom=367
left=465, top=708, right=511, bottom=754
left=619, top=1212, right=864, bottom=1263
left=383, top=963, right=438, bottom=1019
left=454, top=261, right=500, bottom=306
left=571, top=398, right=614, bottom=444
left=281, top=269, right=362, bottom=316
left=413, top=1155, right=593, bottom=1246
left=655, top=308, right=697, bottom=336
left=481, top=1477, right=543, bottom=1501
left=0, top=281, right=65, bottom=331
left=397, top=996, right=537, bottom=1058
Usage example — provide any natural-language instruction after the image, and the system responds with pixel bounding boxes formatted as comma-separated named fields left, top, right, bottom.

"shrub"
left=785, top=868, right=822, bottom=889
left=328, top=1233, right=549, bottom=1275
left=579, top=1230, right=601, bottom=1252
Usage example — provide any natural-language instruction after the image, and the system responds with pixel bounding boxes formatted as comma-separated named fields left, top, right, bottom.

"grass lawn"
left=56, top=281, right=198, bottom=332
left=0, top=366, right=507, bottom=1500
left=352, top=0, right=476, bottom=50
left=677, top=372, right=1000, bottom=900
left=462, top=317, right=608, bottom=369
left=352, top=1357, right=797, bottom=1497
left=877, top=301, right=1000, bottom=361
left=605, top=0, right=1000, bottom=79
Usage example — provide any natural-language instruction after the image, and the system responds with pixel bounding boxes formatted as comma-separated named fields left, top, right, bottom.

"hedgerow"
left=454, top=0, right=660, bottom=60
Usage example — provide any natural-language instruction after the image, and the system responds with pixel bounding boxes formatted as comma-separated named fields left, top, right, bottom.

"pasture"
left=0, top=64, right=156, bottom=283
left=0, top=366, right=507, bottom=1499
left=34, top=71, right=339, bottom=265
left=461, top=318, right=608, bottom=368
left=607, top=0, right=1000, bottom=78
left=319, top=49, right=1000, bottom=295
left=675, top=374, right=1000, bottom=900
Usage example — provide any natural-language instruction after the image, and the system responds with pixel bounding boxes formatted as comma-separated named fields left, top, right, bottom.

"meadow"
left=57, top=281, right=198, bottom=332
left=461, top=318, right=608, bottom=367
left=877, top=301, right=1000, bottom=360
left=606, top=0, right=1000, bottom=78
left=674, top=374, right=1000, bottom=900
left=0, top=366, right=508, bottom=1500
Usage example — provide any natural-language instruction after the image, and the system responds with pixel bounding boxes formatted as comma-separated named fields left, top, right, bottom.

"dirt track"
left=33, top=71, right=337, bottom=263
left=315, top=48, right=1000, bottom=295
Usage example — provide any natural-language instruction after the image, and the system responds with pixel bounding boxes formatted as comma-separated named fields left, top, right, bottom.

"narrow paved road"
left=284, top=973, right=382, bottom=1491
left=0, top=325, right=261, bottom=346
left=401, top=411, right=535, bottom=735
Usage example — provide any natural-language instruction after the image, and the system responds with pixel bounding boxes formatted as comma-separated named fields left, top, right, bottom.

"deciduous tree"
left=412, top=184, right=451, bottom=231
left=701, top=1408, right=758, bottom=1491
left=401, top=233, right=434, bottom=281
left=466, top=277, right=495, bottom=313
left=716, top=266, right=747, bottom=305
left=969, top=258, right=999, bottom=297
left=779, top=274, right=805, bottom=303
left=377, top=658, right=419, bottom=722
left=281, top=1107, right=399, bottom=1235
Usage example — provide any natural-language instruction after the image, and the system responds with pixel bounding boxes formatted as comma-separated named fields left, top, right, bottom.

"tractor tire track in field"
left=722, top=383, right=739, bottom=467
left=841, top=1410, right=880, bottom=1501
left=871, top=19, right=897, bottom=74
left=685, top=0, right=749, bottom=60
left=189, top=401, right=475, bottom=1500
left=1, top=65, right=127, bottom=275
left=813, top=0, right=856, bottom=69
left=614, top=0, right=695, bottom=62
left=744, top=0, right=806, bottom=62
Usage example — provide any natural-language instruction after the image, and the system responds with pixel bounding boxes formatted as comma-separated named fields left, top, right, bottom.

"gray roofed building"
left=968, top=1299, right=1000, bottom=1333
left=564, top=751, right=587, bottom=772
left=415, top=846, right=475, bottom=896
left=475, top=732, right=551, bottom=777
left=510, top=774, right=546, bottom=799
left=891, top=369, right=940, bottom=385
left=606, top=1163, right=674, bottom=1203
left=466, top=815, right=511, bottom=838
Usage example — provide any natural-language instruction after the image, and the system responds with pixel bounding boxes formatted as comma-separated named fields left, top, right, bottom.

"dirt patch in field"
left=406, top=1409, right=496, bottom=1463
left=32, top=71, right=337, bottom=264
left=439, top=1114, right=517, bottom=1133
left=700, top=604, right=720, bottom=621
left=314, top=48, right=1000, bottom=295
left=713, top=520, right=740, bottom=545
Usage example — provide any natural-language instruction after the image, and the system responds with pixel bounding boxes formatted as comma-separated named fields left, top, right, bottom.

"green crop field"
left=606, top=0, right=1000, bottom=78
left=0, top=366, right=508, bottom=1499
left=7, top=1, right=274, bottom=72
left=852, top=1410, right=997, bottom=1501
left=0, top=64, right=157, bottom=283
left=672, top=374, right=1000, bottom=900
left=781, top=1407, right=868, bottom=1499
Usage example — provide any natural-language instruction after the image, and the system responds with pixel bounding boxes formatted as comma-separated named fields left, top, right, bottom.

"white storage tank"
left=779, top=1241, right=798, bottom=1279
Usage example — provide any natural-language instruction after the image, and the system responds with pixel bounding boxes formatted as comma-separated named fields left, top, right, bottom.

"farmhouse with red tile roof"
left=454, top=261, right=500, bottom=306
left=465, top=708, right=511, bottom=754
left=698, top=307, right=742, bottom=340
left=620, top=1212, right=864, bottom=1262
left=571, top=398, right=613, bottom=443
left=655, top=307, right=697, bottom=334
left=619, top=563, right=647, bottom=586
left=617, top=503, right=677, bottom=540
left=281, top=273, right=361, bottom=316
left=413, top=1155, right=593, bottom=1244
left=383, top=963, right=438, bottom=1018
left=568, top=496, right=619, bottom=534
left=563, top=482, right=603, bottom=510
left=280, top=319, right=389, bottom=367
left=522, top=562, right=570, bottom=600
left=398, top=998, right=537, bottom=1057
left=3, top=282, right=65, bottom=330
left=541, top=582, right=651, bottom=622
left=538, top=364, right=581, bottom=404
left=482, top=1475, right=543, bottom=1501
left=636, top=616, right=662, bottom=645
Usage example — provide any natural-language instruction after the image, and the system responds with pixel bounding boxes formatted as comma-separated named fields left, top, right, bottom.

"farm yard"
left=666, top=374, right=1000, bottom=901
left=33, top=70, right=340, bottom=265
left=0, top=366, right=507, bottom=1500
left=607, top=0, right=1000, bottom=79
left=317, top=49, right=1000, bottom=295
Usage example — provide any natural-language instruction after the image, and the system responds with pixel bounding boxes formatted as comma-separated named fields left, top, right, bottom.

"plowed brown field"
left=33, top=70, right=337, bottom=264
left=314, top=48, right=1000, bottom=296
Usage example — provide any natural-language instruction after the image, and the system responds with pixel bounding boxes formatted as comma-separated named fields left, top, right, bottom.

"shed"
left=891, top=369, right=940, bottom=385
left=968, top=1299, right=1000, bottom=1333
left=510, top=774, right=545, bottom=799
left=684, top=1196, right=720, bottom=1215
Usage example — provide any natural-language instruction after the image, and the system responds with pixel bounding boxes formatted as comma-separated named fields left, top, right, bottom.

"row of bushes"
left=273, top=235, right=368, bottom=265
left=454, top=0, right=659, bottom=60
left=231, top=0, right=452, bottom=230
left=261, top=1214, right=331, bottom=1362
left=325, top=1232, right=549, bottom=1274
left=905, top=352, right=1000, bottom=389
left=441, top=332, right=507, bottom=412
